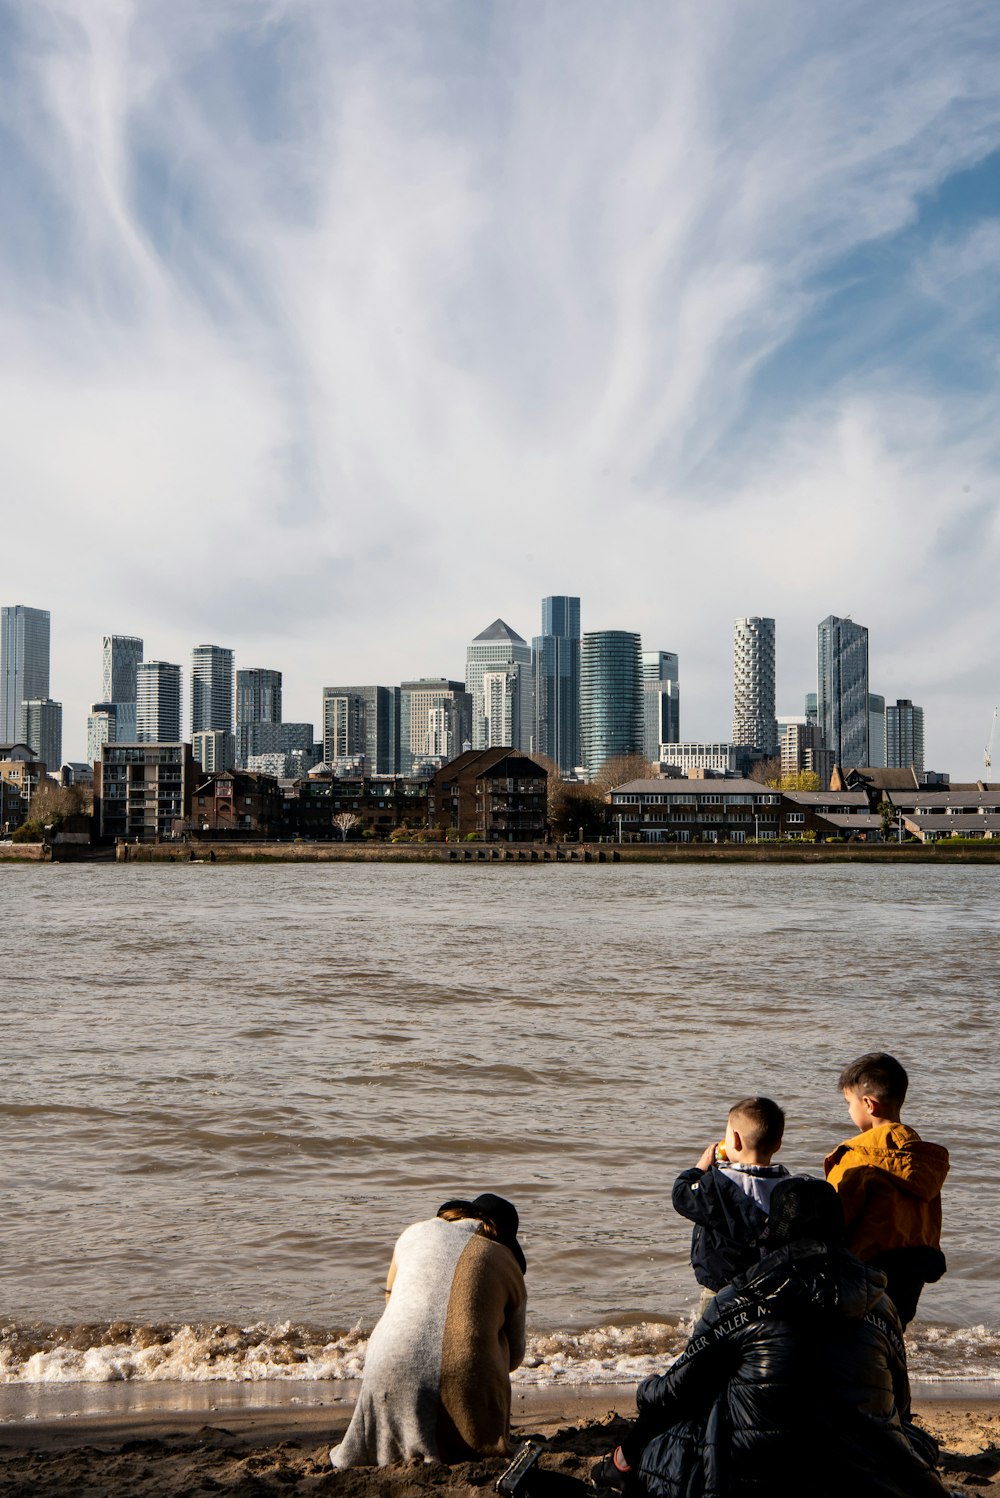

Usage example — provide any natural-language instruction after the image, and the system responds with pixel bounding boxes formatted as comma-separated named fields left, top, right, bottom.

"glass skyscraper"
left=817, top=615, right=869, bottom=767
left=642, top=649, right=680, bottom=762
left=580, top=630, right=643, bottom=779
left=237, top=668, right=282, bottom=727
left=1, top=604, right=50, bottom=743
left=886, top=699, right=925, bottom=773
left=532, top=596, right=581, bottom=773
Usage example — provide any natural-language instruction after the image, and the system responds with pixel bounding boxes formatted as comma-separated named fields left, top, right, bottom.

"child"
left=825, top=1051, right=949, bottom=1328
left=672, top=1096, right=789, bottom=1302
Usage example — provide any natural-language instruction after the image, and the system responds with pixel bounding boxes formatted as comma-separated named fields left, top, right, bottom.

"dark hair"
left=837, top=1052, right=908, bottom=1107
left=766, top=1178, right=845, bottom=1247
left=729, top=1096, right=785, bottom=1153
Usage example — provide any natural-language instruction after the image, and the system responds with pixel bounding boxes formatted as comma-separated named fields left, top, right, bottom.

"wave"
left=1, top=1317, right=998, bottom=1387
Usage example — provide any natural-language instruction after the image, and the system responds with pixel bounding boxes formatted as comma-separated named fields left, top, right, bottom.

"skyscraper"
left=137, top=662, right=182, bottom=742
left=732, top=617, right=777, bottom=757
left=886, top=699, right=925, bottom=773
left=642, top=650, right=680, bottom=762
left=868, top=693, right=886, bottom=769
left=399, top=680, right=472, bottom=774
left=580, top=630, right=643, bottom=780
left=101, top=635, right=143, bottom=742
left=466, top=620, right=532, bottom=751
left=817, top=615, right=869, bottom=767
left=1, top=604, right=50, bottom=742
left=322, top=686, right=400, bottom=773
left=237, top=668, right=282, bottom=727
left=191, top=645, right=234, bottom=735
left=87, top=704, right=118, bottom=766
left=532, top=596, right=581, bottom=773
left=19, top=698, right=62, bottom=770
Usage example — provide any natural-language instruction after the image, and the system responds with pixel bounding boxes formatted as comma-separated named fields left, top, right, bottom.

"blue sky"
left=2, top=0, right=999, bottom=775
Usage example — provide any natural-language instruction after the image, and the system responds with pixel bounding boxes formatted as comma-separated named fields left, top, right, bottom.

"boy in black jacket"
left=672, top=1096, right=789, bottom=1308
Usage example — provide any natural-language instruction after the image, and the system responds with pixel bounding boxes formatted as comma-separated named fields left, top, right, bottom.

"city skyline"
left=1, top=7, right=998, bottom=778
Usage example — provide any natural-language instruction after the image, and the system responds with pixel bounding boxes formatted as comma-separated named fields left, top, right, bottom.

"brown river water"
left=1, top=861, right=997, bottom=1393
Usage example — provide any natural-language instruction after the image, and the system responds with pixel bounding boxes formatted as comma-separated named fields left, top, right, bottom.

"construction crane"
left=986, top=707, right=998, bottom=782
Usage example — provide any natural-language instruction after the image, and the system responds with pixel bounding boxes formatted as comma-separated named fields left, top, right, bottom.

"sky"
left=2, top=0, right=999, bottom=776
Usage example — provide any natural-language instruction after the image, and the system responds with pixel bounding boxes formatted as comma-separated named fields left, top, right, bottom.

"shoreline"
left=0, top=1386, right=996, bottom=1494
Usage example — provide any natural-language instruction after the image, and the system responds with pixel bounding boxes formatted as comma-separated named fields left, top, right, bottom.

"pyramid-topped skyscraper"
left=465, top=618, right=533, bottom=752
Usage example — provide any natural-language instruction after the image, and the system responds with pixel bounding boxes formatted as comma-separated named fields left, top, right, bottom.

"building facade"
left=732, top=617, right=777, bottom=757
left=101, top=634, right=143, bottom=742
left=886, top=699, right=925, bottom=773
left=779, top=721, right=833, bottom=787
left=867, top=693, right=886, bottom=768
left=237, top=668, right=282, bottom=728
left=18, top=698, right=62, bottom=771
left=642, top=650, right=680, bottom=763
left=136, top=661, right=182, bottom=743
left=466, top=620, right=532, bottom=751
left=817, top=615, right=869, bottom=767
left=236, top=720, right=316, bottom=769
left=191, top=645, right=234, bottom=737
left=1, top=604, right=50, bottom=743
left=322, top=685, right=399, bottom=774
left=580, top=630, right=643, bottom=779
left=658, top=742, right=739, bottom=775
left=96, top=742, right=195, bottom=841
left=399, top=679, right=472, bottom=775
left=532, top=596, right=582, bottom=773
left=429, top=749, right=548, bottom=842
left=192, top=729, right=236, bottom=773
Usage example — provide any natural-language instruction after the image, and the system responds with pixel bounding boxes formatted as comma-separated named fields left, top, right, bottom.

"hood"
left=741, top=1240, right=887, bottom=1322
left=830, top=1123, right=950, bottom=1202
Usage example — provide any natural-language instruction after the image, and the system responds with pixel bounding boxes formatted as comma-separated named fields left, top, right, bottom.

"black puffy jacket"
left=622, top=1240, right=948, bottom=1498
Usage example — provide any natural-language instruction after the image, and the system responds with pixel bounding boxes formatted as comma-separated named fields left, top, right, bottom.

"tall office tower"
left=87, top=703, right=118, bottom=765
left=732, top=617, right=777, bottom=757
left=868, top=693, right=886, bottom=769
left=532, top=596, right=582, bottom=773
left=237, top=668, right=282, bottom=727
left=322, top=686, right=400, bottom=773
left=191, top=645, right=234, bottom=736
left=136, top=661, right=182, bottom=742
left=1, top=604, right=50, bottom=742
left=817, top=615, right=869, bottom=767
left=18, top=699, right=62, bottom=769
left=399, top=679, right=472, bottom=775
left=642, top=650, right=680, bottom=763
left=580, top=630, right=643, bottom=780
left=192, top=729, right=235, bottom=773
left=466, top=620, right=532, bottom=751
left=886, top=699, right=925, bottom=773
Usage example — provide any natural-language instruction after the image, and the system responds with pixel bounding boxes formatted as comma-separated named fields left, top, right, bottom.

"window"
left=786, top=812, right=805, bottom=824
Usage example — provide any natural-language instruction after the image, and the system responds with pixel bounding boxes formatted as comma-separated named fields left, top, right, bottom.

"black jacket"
left=672, top=1165, right=785, bottom=1290
left=622, top=1240, right=948, bottom=1498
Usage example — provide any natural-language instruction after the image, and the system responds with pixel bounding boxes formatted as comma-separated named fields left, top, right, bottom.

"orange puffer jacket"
left=824, top=1122, right=949, bottom=1261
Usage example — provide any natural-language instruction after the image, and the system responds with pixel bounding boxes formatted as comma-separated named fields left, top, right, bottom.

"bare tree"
left=747, top=756, right=782, bottom=786
left=591, top=753, right=655, bottom=795
left=332, top=811, right=362, bottom=841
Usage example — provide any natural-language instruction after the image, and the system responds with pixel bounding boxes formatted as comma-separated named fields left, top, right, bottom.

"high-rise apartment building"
left=868, top=693, right=886, bottom=769
left=580, top=630, right=643, bottom=779
left=237, top=668, right=282, bottom=727
left=732, top=617, right=777, bottom=757
left=817, top=615, right=869, bottom=767
left=886, top=699, right=925, bottom=773
left=642, top=650, right=680, bottom=763
left=192, top=729, right=236, bottom=774
left=399, top=679, right=472, bottom=775
left=1, top=605, right=50, bottom=742
left=532, top=596, right=581, bottom=773
left=18, top=698, right=62, bottom=770
left=322, top=686, right=399, bottom=773
left=779, top=721, right=833, bottom=787
left=236, top=720, right=315, bottom=769
left=137, top=661, right=182, bottom=743
left=191, top=645, right=234, bottom=736
left=466, top=620, right=532, bottom=751
left=87, top=704, right=118, bottom=766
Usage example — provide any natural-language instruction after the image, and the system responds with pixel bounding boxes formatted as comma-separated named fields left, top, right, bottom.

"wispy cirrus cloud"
left=2, top=0, right=999, bottom=771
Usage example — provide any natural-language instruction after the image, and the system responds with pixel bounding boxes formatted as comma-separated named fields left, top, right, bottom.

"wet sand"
left=0, top=1389, right=996, bottom=1496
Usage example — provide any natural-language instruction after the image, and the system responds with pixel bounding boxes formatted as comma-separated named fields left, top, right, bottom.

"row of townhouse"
left=608, top=778, right=881, bottom=842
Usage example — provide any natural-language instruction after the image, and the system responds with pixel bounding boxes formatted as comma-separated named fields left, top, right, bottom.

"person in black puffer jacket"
left=593, top=1178, right=950, bottom=1498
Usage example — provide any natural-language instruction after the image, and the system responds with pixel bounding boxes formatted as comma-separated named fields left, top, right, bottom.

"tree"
left=747, top=756, right=782, bottom=786
left=548, top=781, right=608, bottom=840
left=772, top=770, right=821, bottom=792
left=878, top=800, right=899, bottom=842
left=14, top=780, right=91, bottom=841
left=591, top=753, right=655, bottom=795
left=332, top=812, right=361, bottom=841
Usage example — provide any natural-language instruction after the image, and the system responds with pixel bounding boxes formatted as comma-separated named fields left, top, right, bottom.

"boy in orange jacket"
left=825, top=1051, right=949, bottom=1328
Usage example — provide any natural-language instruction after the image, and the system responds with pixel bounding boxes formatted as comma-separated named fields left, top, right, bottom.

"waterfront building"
left=191, top=645, right=234, bottom=737
left=868, top=693, right=886, bottom=768
left=817, top=615, right=869, bottom=767
left=466, top=620, right=532, bottom=751
left=732, top=617, right=777, bottom=757
left=886, top=699, right=925, bottom=773
left=192, top=729, right=236, bottom=773
left=609, top=778, right=877, bottom=843
left=428, top=748, right=548, bottom=842
left=285, top=772, right=430, bottom=839
left=19, top=698, right=62, bottom=770
left=532, top=597, right=581, bottom=773
left=136, top=661, right=182, bottom=743
left=95, top=741, right=195, bottom=841
left=237, top=668, right=282, bottom=728
left=0, top=743, right=44, bottom=831
left=1, top=604, right=50, bottom=743
left=658, top=741, right=739, bottom=775
left=642, top=650, right=680, bottom=764
left=191, top=770, right=283, bottom=835
left=580, top=630, right=643, bottom=779
left=322, top=685, right=399, bottom=773
left=399, top=679, right=472, bottom=775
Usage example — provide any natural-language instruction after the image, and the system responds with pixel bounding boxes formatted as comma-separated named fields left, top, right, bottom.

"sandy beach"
left=0, top=1388, right=996, bottom=1496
